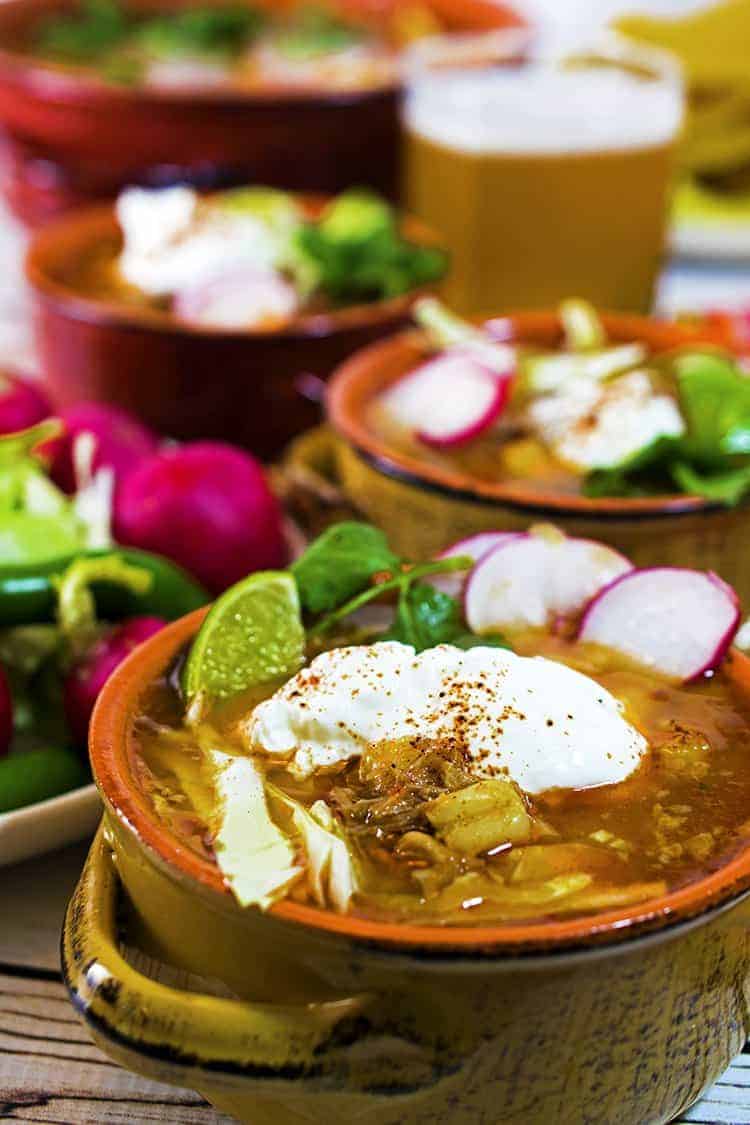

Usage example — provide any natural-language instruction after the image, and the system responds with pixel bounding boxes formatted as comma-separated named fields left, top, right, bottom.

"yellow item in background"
left=617, top=0, right=750, bottom=89
left=617, top=0, right=750, bottom=183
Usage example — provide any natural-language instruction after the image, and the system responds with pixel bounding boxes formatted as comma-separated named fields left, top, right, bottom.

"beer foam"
left=404, top=63, right=683, bottom=155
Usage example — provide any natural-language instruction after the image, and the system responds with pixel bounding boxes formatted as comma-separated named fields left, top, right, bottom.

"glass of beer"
left=403, top=32, right=684, bottom=315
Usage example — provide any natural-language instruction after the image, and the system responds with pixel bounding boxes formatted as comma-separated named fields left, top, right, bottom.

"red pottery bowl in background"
left=25, top=198, right=443, bottom=458
left=0, top=0, right=524, bottom=225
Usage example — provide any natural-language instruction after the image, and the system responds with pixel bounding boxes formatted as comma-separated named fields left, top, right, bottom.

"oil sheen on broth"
left=130, top=631, right=750, bottom=927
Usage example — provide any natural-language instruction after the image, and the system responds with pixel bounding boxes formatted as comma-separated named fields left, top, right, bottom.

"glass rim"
left=402, top=27, right=684, bottom=94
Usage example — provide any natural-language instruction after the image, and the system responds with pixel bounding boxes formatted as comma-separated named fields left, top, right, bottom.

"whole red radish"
left=0, top=664, right=12, bottom=757
left=63, top=616, right=166, bottom=746
left=0, top=371, right=53, bottom=435
left=48, top=403, right=159, bottom=493
left=114, top=442, right=288, bottom=594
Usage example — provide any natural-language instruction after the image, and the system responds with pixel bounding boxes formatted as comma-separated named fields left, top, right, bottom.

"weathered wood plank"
left=0, top=834, right=747, bottom=1124
left=0, top=841, right=92, bottom=971
left=0, top=971, right=233, bottom=1123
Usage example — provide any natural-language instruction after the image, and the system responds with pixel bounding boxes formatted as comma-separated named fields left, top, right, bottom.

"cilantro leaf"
left=384, top=581, right=508, bottom=653
left=384, top=582, right=462, bottom=650
left=134, top=5, right=264, bottom=60
left=675, top=351, right=750, bottom=467
left=273, top=6, right=363, bottom=61
left=583, top=436, right=679, bottom=499
left=670, top=461, right=750, bottom=506
left=291, top=521, right=399, bottom=614
left=449, top=632, right=510, bottom=651
left=295, top=190, right=447, bottom=304
left=583, top=351, right=750, bottom=506
left=36, top=0, right=130, bottom=62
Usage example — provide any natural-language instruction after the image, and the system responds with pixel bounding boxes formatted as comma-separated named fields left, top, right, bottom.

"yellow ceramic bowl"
left=325, top=311, right=750, bottom=602
left=63, top=612, right=750, bottom=1125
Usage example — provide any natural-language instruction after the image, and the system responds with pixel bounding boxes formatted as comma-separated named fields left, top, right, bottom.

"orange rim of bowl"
left=327, top=311, right=736, bottom=520
left=25, top=198, right=443, bottom=339
left=90, top=609, right=750, bottom=955
left=0, top=0, right=525, bottom=107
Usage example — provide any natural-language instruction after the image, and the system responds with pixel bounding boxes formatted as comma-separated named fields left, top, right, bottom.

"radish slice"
left=173, top=268, right=298, bottom=330
left=465, top=531, right=633, bottom=633
left=428, top=531, right=523, bottom=597
left=483, top=317, right=514, bottom=343
left=578, top=568, right=740, bottom=681
left=380, top=350, right=514, bottom=449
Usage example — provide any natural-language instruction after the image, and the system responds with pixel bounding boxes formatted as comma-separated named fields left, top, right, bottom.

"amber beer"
left=403, top=39, right=684, bottom=316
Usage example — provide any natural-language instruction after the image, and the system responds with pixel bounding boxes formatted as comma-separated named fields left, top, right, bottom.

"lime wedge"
left=183, top=571, right=305, bottom=703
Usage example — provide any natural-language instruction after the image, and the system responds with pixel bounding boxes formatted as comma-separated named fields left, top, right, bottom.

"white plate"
left=0, top=783, right=101, bottom=867
left=671, top=219, right=750, bottom=262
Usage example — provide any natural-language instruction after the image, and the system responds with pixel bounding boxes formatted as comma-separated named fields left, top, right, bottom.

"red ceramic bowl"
left=0, top=0, right=524, bottom=225
left=26, top=195, right=443, bottom=457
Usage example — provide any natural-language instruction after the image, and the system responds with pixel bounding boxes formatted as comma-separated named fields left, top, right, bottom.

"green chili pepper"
left=0, top=419, right=91, bottom=566
left=0, top=548, right=209, bottom=627
left=0, top=512, right=86, bottom=568
left=55, top=554, right=154, bottom=663
left=0, top=418, right=62, bottom=466
left=0, top=747, right=89, bottom=813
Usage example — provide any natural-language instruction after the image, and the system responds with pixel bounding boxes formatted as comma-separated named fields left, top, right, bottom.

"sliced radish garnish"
left=483, top=317, right=514, bottom=343
left=428, top=531, right=523, bottom=598
left=465, top=531, right=633, bottom=633
left=380, top=350, right=514, bottom=449
left=173, top=268, right=298, bottom=331
left=578, top=568, right=740, bottom=681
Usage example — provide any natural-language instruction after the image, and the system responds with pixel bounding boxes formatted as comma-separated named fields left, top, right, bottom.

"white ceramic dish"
left=671, top=219, right=750, bottom=262
left=0, top=781, right=100, bottom=866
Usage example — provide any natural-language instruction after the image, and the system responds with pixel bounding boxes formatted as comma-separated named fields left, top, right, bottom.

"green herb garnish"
left=583, top=349, right=750, bottom=506
left=33, top=0, right=264, bottom=77
left=133, top=4, right=265, bottom=60
left=384, top=581, right=508, bottom=653
left=295, top=189, right=448, bottom=303
left=35, top=0, right=130, bottom=62
left=307, top=556, right=473, bottom=638
left=273, top=5, right=363, bottom=60
left=291, top=521, right=400, bottom=615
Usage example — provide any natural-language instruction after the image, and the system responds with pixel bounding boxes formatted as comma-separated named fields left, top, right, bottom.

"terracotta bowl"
left=25, top=198, right=443, bottom=458
left=62, top=609, right=750, bottom=1124
left=0, top=0, right=524, bottom=225
left=325, top=309, right=750, bottom=603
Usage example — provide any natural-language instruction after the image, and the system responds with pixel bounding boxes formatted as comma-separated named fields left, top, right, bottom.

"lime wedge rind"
left=183, top=570, right=305, bottom=703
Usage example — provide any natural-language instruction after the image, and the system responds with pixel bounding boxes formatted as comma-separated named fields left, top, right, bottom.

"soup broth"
left=130, top=631, right=750, bottom=927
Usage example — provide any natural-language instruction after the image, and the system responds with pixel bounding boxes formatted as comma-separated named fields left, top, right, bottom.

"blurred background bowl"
left=25, top=196, right=443, bottom=457
left=0, top=0, right=524, bottom=226
left=324, top=309, right=750, bottom=599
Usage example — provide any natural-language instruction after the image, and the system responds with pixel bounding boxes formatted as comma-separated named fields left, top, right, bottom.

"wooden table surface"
left=0, top=837, right=234, bottom=1124
left=0, top=832, right=748, bottom=1124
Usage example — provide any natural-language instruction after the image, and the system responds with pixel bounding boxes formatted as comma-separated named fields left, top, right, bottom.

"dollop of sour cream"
left=527, top=370, right=685, bottom=472
left=245, top=642, right=648, bottom=794
left=116, top=186, right=292, bottom=303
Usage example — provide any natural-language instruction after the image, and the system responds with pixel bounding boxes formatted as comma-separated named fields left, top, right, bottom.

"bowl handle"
left=62, top=825, right=370, bottom=1086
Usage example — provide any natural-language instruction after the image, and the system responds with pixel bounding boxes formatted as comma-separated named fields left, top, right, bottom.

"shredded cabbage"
left=209, top=750, right=303, bottom=910
left=271, top=788, right=360, bottom=913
